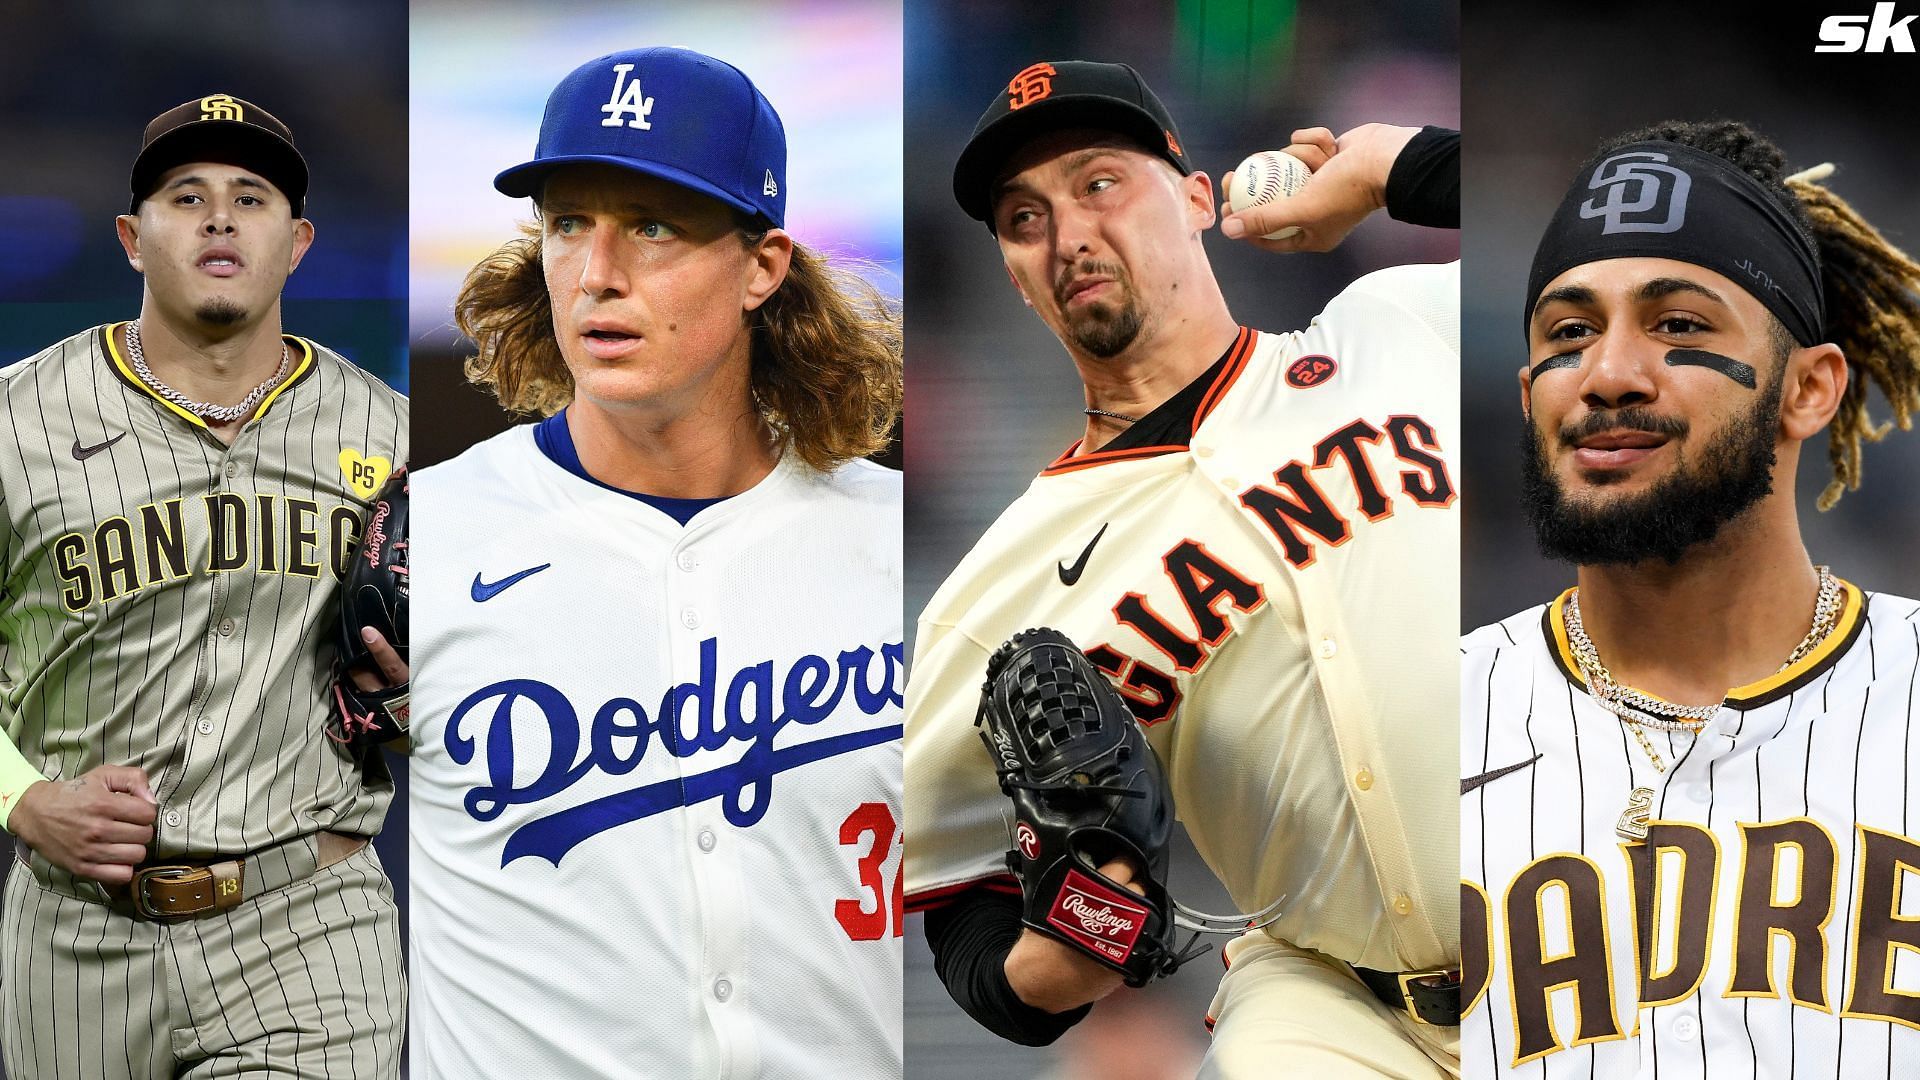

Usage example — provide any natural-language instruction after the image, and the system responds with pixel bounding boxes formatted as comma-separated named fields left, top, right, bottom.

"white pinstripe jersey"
left=906, top=264, right=1461, bottom=981
left=407, top=426, right=903, bottom=1080
left=1462, top=583, right=1920, bottom=1078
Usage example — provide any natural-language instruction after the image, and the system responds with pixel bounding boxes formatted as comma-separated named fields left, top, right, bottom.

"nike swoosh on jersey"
left=1461, top=754, right=1542, bottom=795
left=1057, top=523, right=1109, bottom=586
left=471, top=563, right=552, bottom=602
left=71, top=432, right=126, bottom=460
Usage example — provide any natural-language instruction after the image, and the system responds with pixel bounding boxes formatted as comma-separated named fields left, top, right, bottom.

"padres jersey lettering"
left=0, top=325, right=406, bottom=855
left=409, top=428, right=903, bottom=1080
left=0, top=322, right=408, bottom=1079
left=906, top=264, right=1462, bottom=1073
left=1462, top=586, right=1920, bottom=1076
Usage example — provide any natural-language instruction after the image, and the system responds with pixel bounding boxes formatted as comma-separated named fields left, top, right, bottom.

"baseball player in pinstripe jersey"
left=1463, top=120, right=1920, bottom=1076
left=0, top=96, right=407, bottom=1077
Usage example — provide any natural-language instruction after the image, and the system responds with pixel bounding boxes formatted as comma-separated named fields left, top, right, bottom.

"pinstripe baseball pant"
left=0, top=841, right=403, bottom=1079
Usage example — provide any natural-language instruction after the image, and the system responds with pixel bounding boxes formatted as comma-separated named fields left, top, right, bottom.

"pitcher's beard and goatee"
left=1056, top=262, right=1144, bottom=359
left=1519, top=373, right=1783, bottom=566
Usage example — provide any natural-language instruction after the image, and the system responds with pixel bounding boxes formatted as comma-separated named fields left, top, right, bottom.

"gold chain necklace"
left=1566, top=566, right=1841, bottom=840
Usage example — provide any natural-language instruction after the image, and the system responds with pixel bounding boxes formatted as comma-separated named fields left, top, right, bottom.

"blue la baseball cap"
left=494, top=47, right=788, bottom=229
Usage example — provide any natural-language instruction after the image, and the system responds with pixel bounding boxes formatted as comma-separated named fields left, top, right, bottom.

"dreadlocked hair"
left=1601, top=120, right=1920, bottom=509
left=456, top=221, right=903, bottom=472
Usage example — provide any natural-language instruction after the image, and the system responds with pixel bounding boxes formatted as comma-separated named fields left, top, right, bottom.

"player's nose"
left=577, top=227, right=630, bottom=298
left=1050, top=201, right=1100, bottom=268
left=1576, top=330, right=1661, bottom=411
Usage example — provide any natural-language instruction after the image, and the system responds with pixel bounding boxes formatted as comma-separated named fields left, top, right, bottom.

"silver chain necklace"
left=1567, top=566, right=1842, bottom=841
left=1567, top=565, right=1839, bottom=730
left=126, top=321, right=291, bottom=424
left=1083, top=407, right=1139, bottom=424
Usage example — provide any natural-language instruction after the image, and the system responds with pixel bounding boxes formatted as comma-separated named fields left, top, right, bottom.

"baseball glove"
left=975, top=627, right=1182, bottom=986
left=328, top=467, right=409, bottom=753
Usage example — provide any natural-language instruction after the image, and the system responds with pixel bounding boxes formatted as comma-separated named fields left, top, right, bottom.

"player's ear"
left=115, top=214, right=143, bottom=273
left=1185, top=169, right=1216, bottom=232
left=1517, top=363, right=1535, bottom=416
left=1778, top=341, right=1847, bottom=442
left=742, top=228, right=794, bottom=313
left=287, top=218, right=315, bottom=274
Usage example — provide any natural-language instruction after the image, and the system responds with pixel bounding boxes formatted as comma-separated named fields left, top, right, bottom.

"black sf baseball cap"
left=129, top=95, right=310, bottom=217
left=953, top=60, right=1192, bottom=228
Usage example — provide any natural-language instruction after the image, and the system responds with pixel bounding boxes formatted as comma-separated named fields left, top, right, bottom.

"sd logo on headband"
left=1579, top=151, right=1692, bottom=234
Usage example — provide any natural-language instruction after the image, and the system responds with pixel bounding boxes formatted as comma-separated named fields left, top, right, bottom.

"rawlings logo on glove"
left=974, top=627, right=1185, bottom=986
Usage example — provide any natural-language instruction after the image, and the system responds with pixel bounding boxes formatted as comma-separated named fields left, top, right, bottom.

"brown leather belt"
left=15, top=830, right=365, bottom=921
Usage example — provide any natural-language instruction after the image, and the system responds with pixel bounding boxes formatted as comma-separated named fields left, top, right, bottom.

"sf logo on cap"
left=1578, top=151, right=1692, bottom=235
left=200, top=95, right=244, bottom=122
left=601, top=63, right=655, bottom=130
left=1007, top=62, right=1056, bottom=110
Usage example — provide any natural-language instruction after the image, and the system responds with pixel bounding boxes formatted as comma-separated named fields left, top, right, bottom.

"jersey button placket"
left=668, top=540, right=752, bottom=1076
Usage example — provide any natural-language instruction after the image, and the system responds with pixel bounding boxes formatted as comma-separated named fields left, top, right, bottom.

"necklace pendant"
left=1616, top=786, right=1654, bottom=843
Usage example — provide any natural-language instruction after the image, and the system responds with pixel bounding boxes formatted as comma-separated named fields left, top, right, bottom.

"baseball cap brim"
left=495, top=154, right=774, bottom=226
left=130, top=122, right=309, bottom=215
left=953, top=95, right=1188, bottom=226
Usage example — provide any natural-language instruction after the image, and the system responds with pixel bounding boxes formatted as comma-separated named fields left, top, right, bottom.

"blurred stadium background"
left=408, top=0, right=903, bottom=468
left=903, top=1, right=1457, bottom=1076
left=1462, top=0, right=1920, bottom=628
left=0, top=6, right=409, bottom=1076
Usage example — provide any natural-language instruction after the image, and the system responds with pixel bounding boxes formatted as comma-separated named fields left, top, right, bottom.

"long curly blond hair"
left=456, top=223, right=903, bottom=471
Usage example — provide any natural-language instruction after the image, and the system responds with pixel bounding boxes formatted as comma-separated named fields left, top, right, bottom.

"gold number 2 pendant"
left=1616, top=786, right=1654, bottom=842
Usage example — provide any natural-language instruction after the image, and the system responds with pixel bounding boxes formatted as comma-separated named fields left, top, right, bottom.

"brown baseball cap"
left=129, top=95, right=309, bottom=216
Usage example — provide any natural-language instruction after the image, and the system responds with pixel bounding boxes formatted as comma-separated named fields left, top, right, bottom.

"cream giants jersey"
left=905, top=263, right=1461, bottom=984
left=1462, top=585, right=1920, bottom=1077
left=408, top=426, right=903, bottom=1080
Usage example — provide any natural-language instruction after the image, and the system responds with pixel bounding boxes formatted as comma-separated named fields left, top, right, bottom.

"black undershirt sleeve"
left=1384, top=125, right=1459, bottom=229
left=922, top=887, right=1094, bottom=1046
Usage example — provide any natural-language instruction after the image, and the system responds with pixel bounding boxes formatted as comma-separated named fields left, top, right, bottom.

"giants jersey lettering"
left=1461, top=585, right=1920, bottom=1076
left=408, top=427, right=903, bottom=1080
left=905, top=263, right=1461, bottom=978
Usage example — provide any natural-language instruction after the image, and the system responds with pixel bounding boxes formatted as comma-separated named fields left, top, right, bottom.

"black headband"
left=1526, top=141, right=1824, bottom=346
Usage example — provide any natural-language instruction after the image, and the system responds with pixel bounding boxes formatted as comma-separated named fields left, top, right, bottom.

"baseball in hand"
left=1224, top=150, right=1312, bottom=239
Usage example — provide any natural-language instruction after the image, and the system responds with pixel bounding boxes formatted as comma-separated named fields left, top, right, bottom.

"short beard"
left=1055, top=260, right=1144, bottom=358
left=194, top=298, right=247, bottom=327
left=1519, top=373, right=1783, bottom=566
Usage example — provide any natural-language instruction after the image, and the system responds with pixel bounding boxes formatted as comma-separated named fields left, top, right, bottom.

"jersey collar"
left=1542, top=577, right=1866, bottom=711
left=100, top=321, right=316, bottom=429
left=1039, top=325, right=1254, bottom=476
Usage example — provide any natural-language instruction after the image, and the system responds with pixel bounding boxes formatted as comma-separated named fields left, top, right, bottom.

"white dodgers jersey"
left=408, top=426, right=903, bottom=1079
left=906, top=263, right=1461, bottom=997
left=1463, top=584, right=1920, bottom=1077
